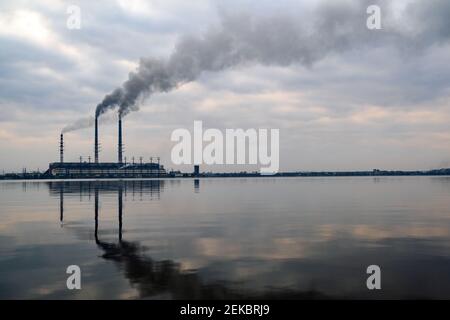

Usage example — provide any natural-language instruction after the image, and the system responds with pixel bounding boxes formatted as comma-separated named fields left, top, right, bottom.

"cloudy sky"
left=1, top=0, right=450, bottom=173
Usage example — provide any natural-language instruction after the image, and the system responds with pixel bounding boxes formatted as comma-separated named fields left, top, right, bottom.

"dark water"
left=1, top=177, right=450, bottom=299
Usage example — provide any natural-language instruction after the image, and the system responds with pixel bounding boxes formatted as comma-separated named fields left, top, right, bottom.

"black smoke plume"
left=61, top=0, right=450, bottom=130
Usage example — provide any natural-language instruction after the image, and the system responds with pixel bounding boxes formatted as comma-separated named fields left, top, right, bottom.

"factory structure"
left=46, top=114, right=166, bottom=178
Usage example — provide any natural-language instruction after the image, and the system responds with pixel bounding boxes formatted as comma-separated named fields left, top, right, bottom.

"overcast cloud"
left=1, top=0, right=450, bottom=172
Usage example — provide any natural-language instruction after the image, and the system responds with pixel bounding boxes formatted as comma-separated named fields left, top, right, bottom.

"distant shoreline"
left=1, top=168, right=450, bottom=180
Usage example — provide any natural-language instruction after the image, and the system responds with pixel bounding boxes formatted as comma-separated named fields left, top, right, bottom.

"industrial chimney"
left=60, top=133, right=64, bottom=163
left=94, top=116, right=99, bottom=163
left=118, top=115, right=123, bottom=164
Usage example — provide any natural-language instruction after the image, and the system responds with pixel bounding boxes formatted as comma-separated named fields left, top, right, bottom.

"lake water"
left=1, top=177, right=450, bottom=299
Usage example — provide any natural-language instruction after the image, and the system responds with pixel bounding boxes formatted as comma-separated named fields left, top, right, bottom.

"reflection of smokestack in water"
left=94, top=186, right=99, bottom=242
left=60, top=134, right=64, bottom=163
left=94, top=116, right=99, bottom=163
left=194, top=179, right=200, bottom=193
left=118, top=115, right=123, bottom=164
left=118, top=185, right=123, bottom=242
left=59, top=185, right=64, bottom=222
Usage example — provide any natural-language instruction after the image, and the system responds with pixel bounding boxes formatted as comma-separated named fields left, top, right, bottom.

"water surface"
left=1, top=177, right=450, bottom=299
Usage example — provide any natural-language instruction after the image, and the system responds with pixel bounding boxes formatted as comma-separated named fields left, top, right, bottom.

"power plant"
left=47, top=114, right=166, bottom=178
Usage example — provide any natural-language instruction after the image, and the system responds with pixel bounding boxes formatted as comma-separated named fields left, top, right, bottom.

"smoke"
left=51, top=0, right=448, bottom=130
left=93, top=0, right=450, bottom=119
left=62, top=113, right=118, bottom=134
left=61, top=116, right=94, bottom=134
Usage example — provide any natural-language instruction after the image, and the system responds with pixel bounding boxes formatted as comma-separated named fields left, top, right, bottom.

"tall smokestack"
left=94, top=116, right=99, bottom=163
left=60, top=134, right=64, bottom=163
left=118, top=115, right=123, bottom=164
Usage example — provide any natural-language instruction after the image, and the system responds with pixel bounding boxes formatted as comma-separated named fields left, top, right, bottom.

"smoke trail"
left=88, top=0, right=450, bottom=119
left=61, top=116, right=94, bottom=134
left=62, top=113, right=117, bottom=133
left=94, top=0, right=450, bottom=118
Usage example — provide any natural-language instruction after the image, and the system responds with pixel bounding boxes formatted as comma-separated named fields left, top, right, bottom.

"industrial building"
left=48, top=161, right=166, bottom=178
left=45, top=114, right=166, bottom=178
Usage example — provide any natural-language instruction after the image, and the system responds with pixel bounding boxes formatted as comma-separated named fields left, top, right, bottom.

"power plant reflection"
left=54, top=180, right=329, bottom=299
